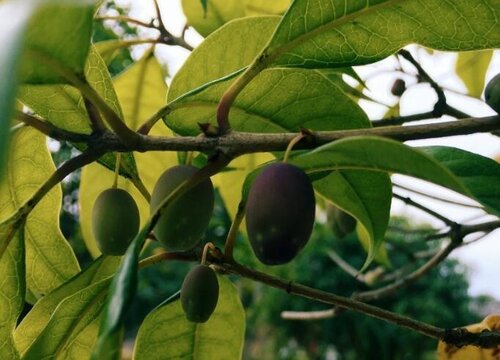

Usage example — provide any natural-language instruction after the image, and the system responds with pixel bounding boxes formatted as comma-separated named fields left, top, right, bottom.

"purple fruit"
left=246, top=163, right=316, bottom=265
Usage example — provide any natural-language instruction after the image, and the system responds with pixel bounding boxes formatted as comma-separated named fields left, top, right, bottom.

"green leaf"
left=182, top=0, right=245, bottom=37
left=0, top=1, right=33, bottom=181
left=18, top=46, right=139, bottom=183
left=0, top=230, right=24, bottom=360
left=21, top=1, right=95, bottom=84
left=168, top=17, right=368, bottom=136
left=456, top=50, right=493, bottom=98
left=133, top=275, right=246, bottom=359
left=22, top=279, right=111, bottom=360
left=314, top=170, right=392, bottom=267
left=169, top=16, right=280, bottom=102
left=291, top=136, right=500, bottom=214
left=263, top=0, right=500, bottom=69
left=420, top=146, right=500, bottom=214
left=91, top=226, right=149, bottom=360
left=80, top=55, right=176, bottom=257
left=14, top=256, right=120, bottom=356
left=244, top=0, right=290, bottom=16
left=0, top=127, right=79, bottom=298
left=168, top=67, right=370, bottom=135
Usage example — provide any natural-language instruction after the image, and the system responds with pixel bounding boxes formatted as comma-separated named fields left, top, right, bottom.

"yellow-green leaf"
left=264, top=0, right=500, bottom=69
left=80, top=55, right=177, bottom=257
left=456, top=50, right=493, bottom=98
left=0, top=230, right=24, bottom=360
left=14, top=256, right=119, bottom=356
left=22, top=279, right=111, bottom=360
left=0, top=127, right=79, bottom=298
left=244, top=0, right=290, bottom=15
left=182, top=0, right=245, bottom=37
left=133, top=275, right=245, bottom=359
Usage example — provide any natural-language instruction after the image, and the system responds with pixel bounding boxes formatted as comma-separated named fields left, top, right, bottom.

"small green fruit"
left=246, top=163, right=316, bottom=265
left=92, top=188, right=140, bottom=256
left=485, top=73, right=500, bottom=113
left=181, top=265, right=219, bottom=323
left=150, top=165, right=214, bottom=251
left=326, top=204, right=356, bottom=239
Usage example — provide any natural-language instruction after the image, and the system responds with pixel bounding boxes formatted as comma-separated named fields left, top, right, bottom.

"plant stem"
left=393, top=192, right=456, bottom=226
left=283, top=133, right=306, bottom=163
left=216, top=55, right=269, bottom=133
left=223, top=201, right=246, bottom=260
left=16, top=111, right=91, bottom=143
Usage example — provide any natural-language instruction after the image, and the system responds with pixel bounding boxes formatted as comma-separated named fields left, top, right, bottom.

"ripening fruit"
left=485, top=73, right=500, bottom=113
left=246, top=163, right=316, bottom=265
left=92, top=188, right=140, bottom=256
left=391, top=78, right=406, bottom=97
left=150, top=165, right=214, bottom=251
left=326, top=204, right=356, bottom=239
left=181, top=265, right=219, bottom=323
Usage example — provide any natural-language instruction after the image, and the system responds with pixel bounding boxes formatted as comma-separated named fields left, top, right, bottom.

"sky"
left=107, top=0, right=500, bottom=299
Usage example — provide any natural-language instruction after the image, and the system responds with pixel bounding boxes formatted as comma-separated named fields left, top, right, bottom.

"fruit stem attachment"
left=112, top=153, right=121, bottom=189
left=201, top=242, right=216, bottom=265
left=224, top=201, right=246, bottom=261
left=283, top=133, right=306, bottom=163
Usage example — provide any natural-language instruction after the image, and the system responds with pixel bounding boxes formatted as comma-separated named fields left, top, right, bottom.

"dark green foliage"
left=327, top=204, right=357, bottom=239
left=246, top=163, right=316, bottom=265
left=391, top=78, right=406, bottom=97
left=485, top=73, right=500, bottom=113
left=181, top=265, right=219, bottom=323
left=91, top=188, right=139, bottom=256
left=150, top=165, right=214, bottom=251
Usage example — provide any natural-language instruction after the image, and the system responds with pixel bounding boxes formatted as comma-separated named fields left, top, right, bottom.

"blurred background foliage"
left=40, top=2, right=496, bottom=359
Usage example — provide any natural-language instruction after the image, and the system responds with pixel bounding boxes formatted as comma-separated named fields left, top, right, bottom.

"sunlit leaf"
left=456, top=50, right=493, bottom=98
left=0, top=230, right=24, bottom=360
left=0, top=127, right=79, bottom=298
left=263, top=0, right=500, bottom=69
left=14, top=256, right=119, bottom=356
left=133, top=275, right=245, bottom=359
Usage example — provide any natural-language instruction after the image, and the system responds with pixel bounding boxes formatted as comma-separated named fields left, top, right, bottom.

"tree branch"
left=393, top=192, right=456, bottom=226
left=16, top=111, right=91, bottom=143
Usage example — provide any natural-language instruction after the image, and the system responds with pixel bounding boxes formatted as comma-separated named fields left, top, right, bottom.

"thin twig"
left=393, top=192, right=456, bottom=226
left=394, top=183, right=484, bottom=210
left=96, top=15, right=156, bottom=29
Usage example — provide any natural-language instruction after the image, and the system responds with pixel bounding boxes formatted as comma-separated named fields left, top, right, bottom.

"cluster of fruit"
left=91, top=162, right=316, bottom=323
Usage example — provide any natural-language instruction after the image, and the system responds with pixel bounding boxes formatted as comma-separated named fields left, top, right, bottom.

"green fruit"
left=92, top=188, right=140, bottom=256
left=181, top=265, right=219, bottom=323
left=245, top=163, right=316, bottom=265
left=150, top=165, right=214, bottom=251
left=485, top=73, right=500, bottom=113
left=326, top=204, right=356, bottom=239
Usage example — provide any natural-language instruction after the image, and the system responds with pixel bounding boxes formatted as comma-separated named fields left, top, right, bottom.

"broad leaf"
left=80, top=55, right=176, bottom=257
left=456, top=50, right=493, bottom=98
left=314, top=170, right=392, bottom=267
left=0, top=1, right=33, bottom=181
left=0, top=127, right=79, bottom=298
left=182, top=0, right=245, bottom=37
left=14, top=256, right=119, bottom=356
left=263, top=0, right=500, bottom=69
left=21, top=1, right=95, bottom=84
left=420, top=146, right=500, bottom=214
left=244, top=0, right=290, bottom=16
left=22, top=279, right=111, bottom=360
left=133, top=275, right=245, bottom=359
left=18, top=46, right=138, bottom=182
left=91, top=225, right=149, bottom=360
left=168, top=16, right=280, bottom=102
left=0, top=230, right=24, bottom=360
left=291, top=137, right=500, bottom=215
